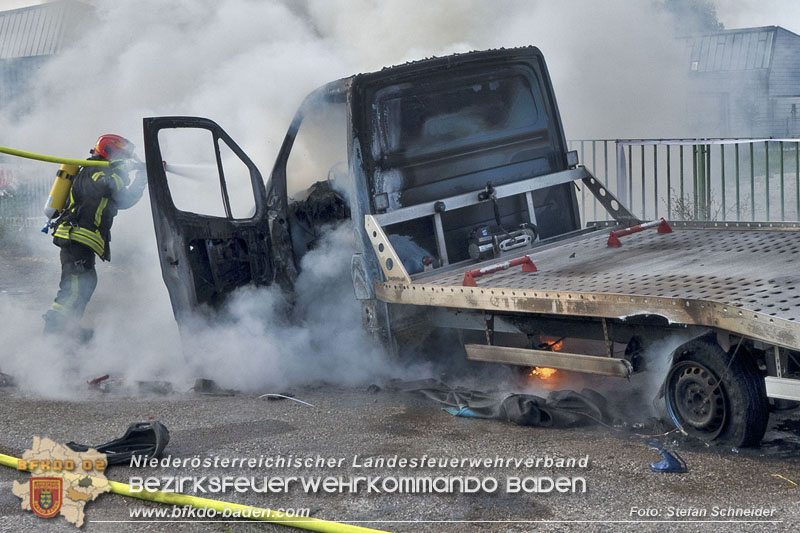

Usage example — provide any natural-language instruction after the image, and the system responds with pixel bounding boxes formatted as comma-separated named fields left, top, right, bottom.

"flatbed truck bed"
left=374, top=220, right=800, bottom=352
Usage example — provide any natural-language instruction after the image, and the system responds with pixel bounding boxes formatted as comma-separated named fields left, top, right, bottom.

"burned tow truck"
left=143, top=47, right=800, bottom=447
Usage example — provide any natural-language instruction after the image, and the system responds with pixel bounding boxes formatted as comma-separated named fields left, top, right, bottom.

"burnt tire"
left=665, top=338, right=768, bottom=447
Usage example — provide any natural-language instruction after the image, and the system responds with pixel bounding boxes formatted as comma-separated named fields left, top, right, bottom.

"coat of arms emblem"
left=30, top=477, right=62, bottom=518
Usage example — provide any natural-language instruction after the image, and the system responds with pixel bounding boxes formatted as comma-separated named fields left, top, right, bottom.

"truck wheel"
left=665, top=338, right=768, bottom=447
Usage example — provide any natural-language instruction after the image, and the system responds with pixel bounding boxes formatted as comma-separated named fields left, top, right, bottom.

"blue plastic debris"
left=444, top=407, right=481, bottom=418
left=649, top=442, right=688, bottom=473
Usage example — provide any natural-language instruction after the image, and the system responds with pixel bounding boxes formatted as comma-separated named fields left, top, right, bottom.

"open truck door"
left=143, top=117, right=273, bottom=321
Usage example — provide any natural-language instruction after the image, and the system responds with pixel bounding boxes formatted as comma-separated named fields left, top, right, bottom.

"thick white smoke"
left=179, top=224, right=423, bottom=391
left=0, top=225, right=426, bottom=397
left=714, top=0, right=800, bottom=32
left=0, top=0, right=797, bottom=397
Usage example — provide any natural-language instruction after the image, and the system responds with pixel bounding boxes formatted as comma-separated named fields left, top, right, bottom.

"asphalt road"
left=2, top=385, right=800, bottom=533
left=1, top=242, right=799, bottom=533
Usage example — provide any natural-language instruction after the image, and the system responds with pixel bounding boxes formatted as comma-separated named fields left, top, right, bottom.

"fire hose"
left=0, top=452, right=388, bottom=533
left=0, top=145, right=110, bottom=167
left=0, top=143, right=199, bottom=234
left=0, top=144, right=203, bottom=178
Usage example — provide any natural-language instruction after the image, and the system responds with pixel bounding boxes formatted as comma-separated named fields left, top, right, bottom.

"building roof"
left=0, top=1, right=90, bottom=60
left=684, top=26, right=795, bottom=73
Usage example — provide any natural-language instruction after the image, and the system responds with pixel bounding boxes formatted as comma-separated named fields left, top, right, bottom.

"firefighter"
left=42, top=134, right=147, bottom=335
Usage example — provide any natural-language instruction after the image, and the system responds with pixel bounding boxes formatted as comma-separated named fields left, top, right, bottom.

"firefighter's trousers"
left=43, top=242, right=97, bottom=334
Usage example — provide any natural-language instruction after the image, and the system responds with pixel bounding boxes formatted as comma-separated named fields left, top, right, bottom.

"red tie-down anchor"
left=463, top=255, right=537, bottom=287
left=607, top=218, right=673, bottom=247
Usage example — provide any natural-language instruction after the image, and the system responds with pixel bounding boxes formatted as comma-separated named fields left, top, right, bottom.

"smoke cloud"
left=0, top=0, right=797, bottom=397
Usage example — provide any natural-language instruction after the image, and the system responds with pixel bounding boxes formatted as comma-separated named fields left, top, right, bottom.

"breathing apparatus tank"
left=43, top=163, right=79, bottom=219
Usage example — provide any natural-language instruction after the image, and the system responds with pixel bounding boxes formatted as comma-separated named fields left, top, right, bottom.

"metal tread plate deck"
left=375, top=222, right=800, bottom=351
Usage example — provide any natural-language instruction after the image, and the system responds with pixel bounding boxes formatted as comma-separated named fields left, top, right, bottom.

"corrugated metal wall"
left=687, top=28, right=775, bottom=72
left=0, top=1, right=92, bottom=115
left=0, top=1, right=71, bottom=59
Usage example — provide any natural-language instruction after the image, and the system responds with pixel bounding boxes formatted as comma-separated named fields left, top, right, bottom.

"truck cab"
left=143, top=47, right=586, bottom=321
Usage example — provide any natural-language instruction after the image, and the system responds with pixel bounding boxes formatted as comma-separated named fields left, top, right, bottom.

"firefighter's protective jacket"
left=53, top=156, right=145, bottom=260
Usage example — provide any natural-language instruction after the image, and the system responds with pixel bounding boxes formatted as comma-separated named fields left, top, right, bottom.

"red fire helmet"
left=93, top=134, right=135, bottom=160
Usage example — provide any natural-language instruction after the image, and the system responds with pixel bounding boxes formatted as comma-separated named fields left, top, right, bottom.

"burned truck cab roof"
left=347, top=47, right=580, bottom=267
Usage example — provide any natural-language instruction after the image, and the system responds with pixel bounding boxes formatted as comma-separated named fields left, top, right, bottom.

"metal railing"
left=568, top=138, right=800, bottom=223
left=3, top=139, right=800, bottom=235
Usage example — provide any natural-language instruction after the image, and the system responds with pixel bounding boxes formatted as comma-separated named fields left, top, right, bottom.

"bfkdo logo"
left=30, top=477, right=63, bottom=518
left=12, top=437, right=112, bottom=527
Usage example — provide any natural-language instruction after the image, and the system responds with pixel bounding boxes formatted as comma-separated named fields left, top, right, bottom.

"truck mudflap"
left=765, top=376, right=800, bottom=401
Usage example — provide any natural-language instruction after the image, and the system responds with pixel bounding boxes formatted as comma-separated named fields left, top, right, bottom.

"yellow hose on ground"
left=0, top=145, right=109, bottom=167
left=0, top=452, right=388, bottom=533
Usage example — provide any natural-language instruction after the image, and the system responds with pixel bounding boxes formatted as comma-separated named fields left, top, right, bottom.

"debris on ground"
left=66, top=421, right=170, bottom=465
left=86, top=376, right=174, bottom=395
left=257, top=393, right=315, bottom=407
left=87, top=374, right=124, bottom=392
left=0, top=371, right=15, bottom=387
left=260, top=392, right=296, bottom=401
left=136, top=381, right=174, bottom=395
left=387, top=379, right=618, bottom=428
left=649, top=441, right=688, bottom=473
left=771, top=474, right=798, bottom=488
left=87, top=374, right=110, bottom=386
left=192, top=378, right=238, bottom=396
